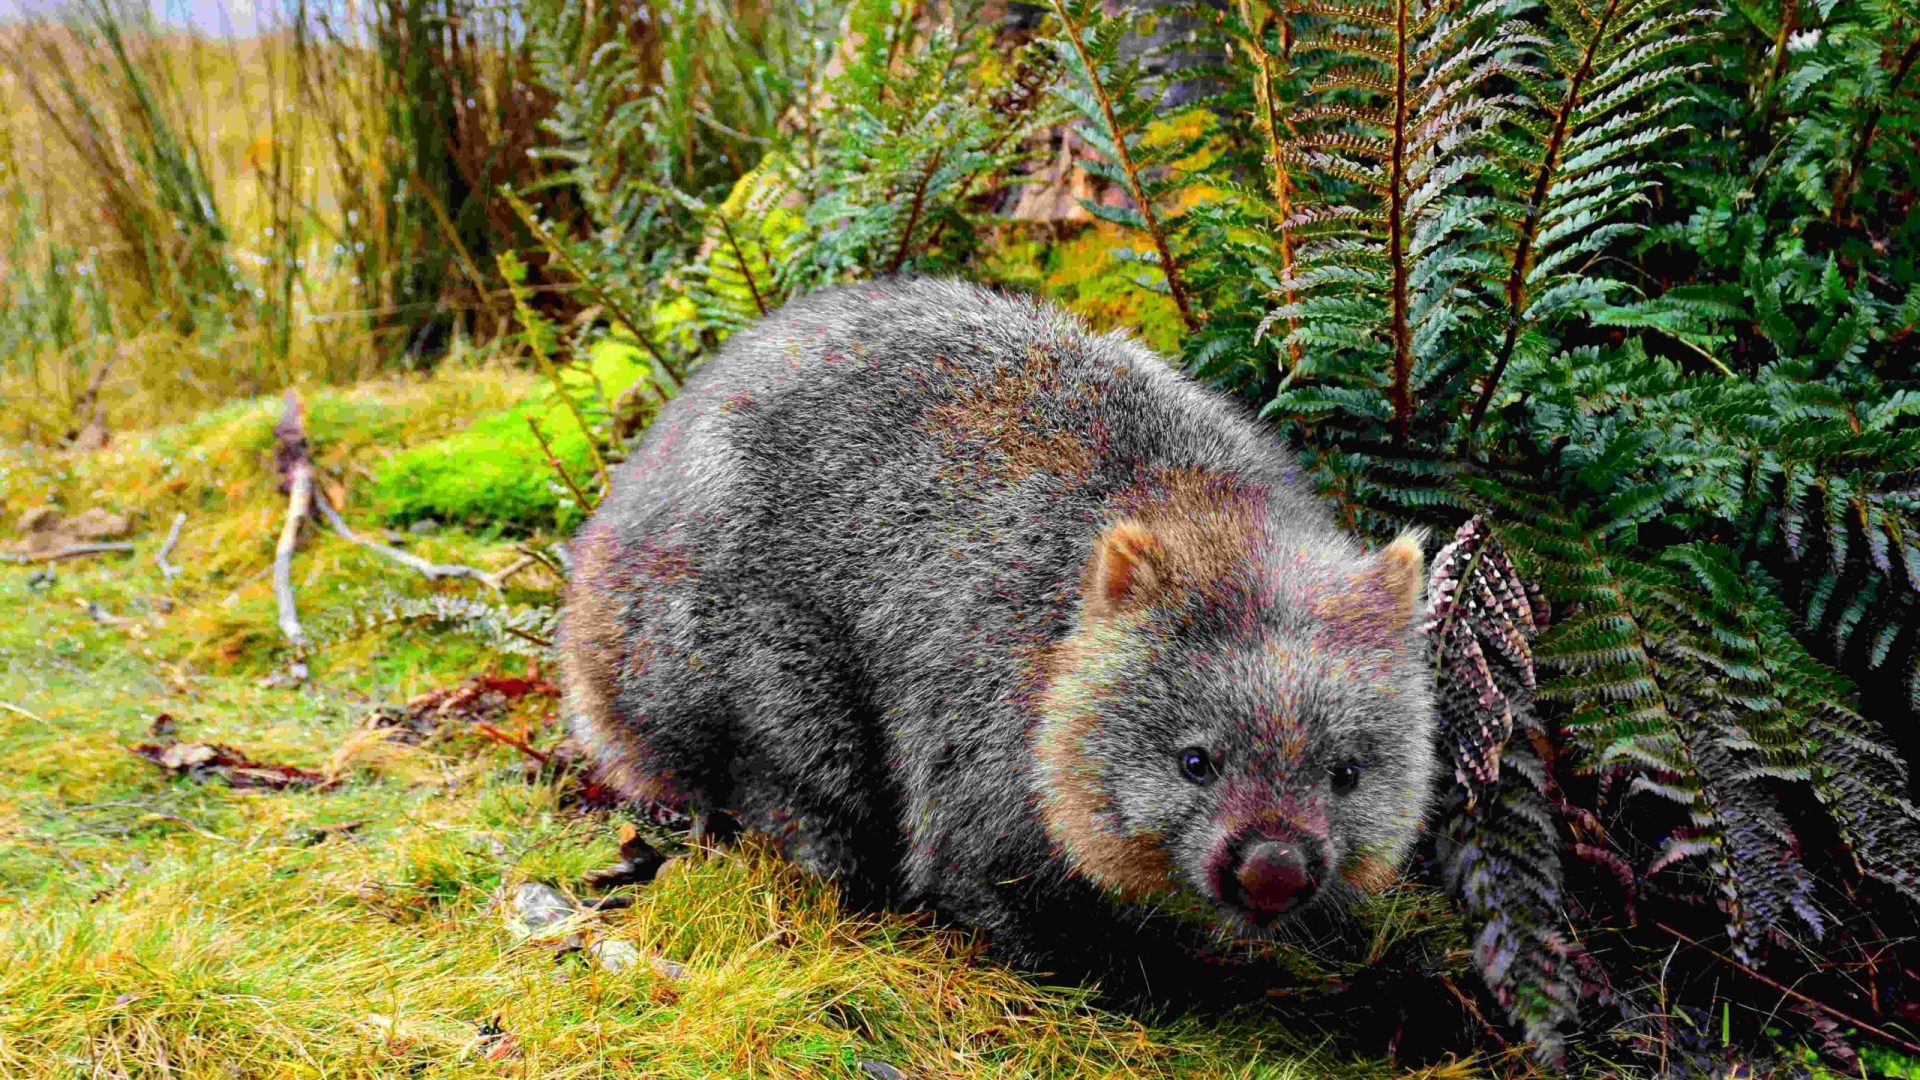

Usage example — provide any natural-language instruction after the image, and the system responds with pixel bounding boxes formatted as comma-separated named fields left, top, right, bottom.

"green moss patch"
left=365, top=341, right=651, bottom=534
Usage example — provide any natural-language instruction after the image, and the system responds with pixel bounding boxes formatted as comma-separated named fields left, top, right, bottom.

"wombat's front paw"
left=688, top=809, right=743, bottom=852
left=581, top=824, right=668, bottom=891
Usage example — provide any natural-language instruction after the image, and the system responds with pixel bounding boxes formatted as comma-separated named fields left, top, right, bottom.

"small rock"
left=858, top=1062, right=909, bottom=1080
left=407, top=518, right=441, bottom=535
left=67, top=508, right=131, bottom=541
left=16, top=507, right=61, bottom=534
left=508, top=882, right=578, bottom=938
left=589, top=938, right=642, bottom=973
left=648, top=955, right=689, bottom=981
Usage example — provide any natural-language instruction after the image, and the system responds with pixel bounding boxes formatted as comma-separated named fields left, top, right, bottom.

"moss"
left=365, top=340, right=651, bottom=534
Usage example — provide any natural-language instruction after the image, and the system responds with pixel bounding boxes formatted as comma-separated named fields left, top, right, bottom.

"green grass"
left=0, top=366, right=1499, bottom=1079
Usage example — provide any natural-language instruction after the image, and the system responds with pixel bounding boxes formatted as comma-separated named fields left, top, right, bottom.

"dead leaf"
left=363, top=673, right=558, bottom=745
left=132, top=740, right=332, bottom=790
left=319, top=475, right=347, bottom=513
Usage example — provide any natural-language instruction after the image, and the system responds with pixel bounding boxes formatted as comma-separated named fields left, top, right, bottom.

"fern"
left=1465, top=0, right=1712, bottom=433
left=1044, top=0, right=1207, bottom=331
left=338, top=593, right=560, bottom=660
left=1426, top=517, right=1587, bottom=1062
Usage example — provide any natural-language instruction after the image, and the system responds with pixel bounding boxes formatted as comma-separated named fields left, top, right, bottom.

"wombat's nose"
left=1232, top=839, right=1318, bottom=916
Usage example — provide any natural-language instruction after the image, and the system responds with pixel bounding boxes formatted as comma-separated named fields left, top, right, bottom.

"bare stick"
left=271, top=390, right=313, bottom=651
left=3, top=542, right=136, bottom=564
left=155, top=512, right=186, bottom=583
left=314, top=499, right=521, bottom=593
left=273, top=460, right=313, bottom=650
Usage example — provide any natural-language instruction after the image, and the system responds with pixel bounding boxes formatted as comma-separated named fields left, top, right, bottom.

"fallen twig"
left=155, top=511, right=186, bottom=583
left=1654, top=922, right=1920, bottom=1057
left=0, top=701, right=46, bottom=723
left=315, top=499, right=520, bottom=592
left=473, top=721, right=552, bottom=765
left=272, top=390, right=314, bottom=652
left=2, top=542, right=137, bottom=564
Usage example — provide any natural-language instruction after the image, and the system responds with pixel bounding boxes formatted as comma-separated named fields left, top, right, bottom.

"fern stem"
left=1387, top=0, right=1413, bottom=442
left=501, top=187, right=682, bottom=389
left=526, top=416, right=597, bottom=516
left=1050, top=0, right=1200, bottom=334
left=1767, top=0, right=1799, bottom=91
left=1832, top=29, right=1920, bottom=221
left=716, top=212, right=770, bottom=316
left=515, top=285, right=612, bottom=498
left=1240, top=1, right=1302, bottom=370
left=1467, top=0, right=1624, bottom=441
left=888, top=146, right=944, bottom=274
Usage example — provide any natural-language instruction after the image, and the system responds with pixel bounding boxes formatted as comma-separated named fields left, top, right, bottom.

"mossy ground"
left=0, top=365, right=1513, bottom=1079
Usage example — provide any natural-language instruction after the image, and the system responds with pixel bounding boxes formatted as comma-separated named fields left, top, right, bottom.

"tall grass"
left=0, top=0, right=558, bottom=441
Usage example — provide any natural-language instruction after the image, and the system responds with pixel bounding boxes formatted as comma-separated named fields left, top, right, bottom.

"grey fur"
left=560, top=278, right=1438, bottom=996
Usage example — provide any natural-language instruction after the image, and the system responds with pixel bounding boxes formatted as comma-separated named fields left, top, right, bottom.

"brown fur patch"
left=1081, top=467, right=1264, bottom=621
left=1311, top=533, right=1427, bottom=653
left=1031, top=633, right=1177, bottom=900
left=921, top=345, right=1098, bottom=485
left=1341, top=852, right=1400, bottom=894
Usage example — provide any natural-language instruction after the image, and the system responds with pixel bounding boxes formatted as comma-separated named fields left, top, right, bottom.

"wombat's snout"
left=1221, top=832, right=1327, bottom=923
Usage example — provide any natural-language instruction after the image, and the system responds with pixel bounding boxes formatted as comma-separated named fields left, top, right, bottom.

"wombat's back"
left=593, top=278, right=1327, bottom=618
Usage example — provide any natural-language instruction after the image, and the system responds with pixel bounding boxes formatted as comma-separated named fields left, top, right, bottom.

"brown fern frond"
left=1292, top=103, right=1399, bottom=128
left=1292, top=28, right=1400, bottom=64
left=1291, top=0, right=1400, bottom=28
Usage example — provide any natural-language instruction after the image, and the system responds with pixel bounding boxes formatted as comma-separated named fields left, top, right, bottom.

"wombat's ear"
left=1371, top=530, right=1427, bottom=624
left=1084, top=520, right=1170, bottom=620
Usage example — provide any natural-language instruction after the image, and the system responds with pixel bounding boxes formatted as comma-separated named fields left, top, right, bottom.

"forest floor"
left=0, top=364, right=1507, bottom=1078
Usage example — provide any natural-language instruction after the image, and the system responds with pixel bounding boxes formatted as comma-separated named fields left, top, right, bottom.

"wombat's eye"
left=1330, top=762, right=1361, bottom=793
left=1177, top=747, right=1216, bottom=785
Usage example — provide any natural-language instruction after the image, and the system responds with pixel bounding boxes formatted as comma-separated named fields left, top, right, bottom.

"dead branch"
left=272, top=390, right=313, bottom=651
left=314, top=499, right=524, bottom=593
left=155, top=512, right=186, bottom=583
left=2, top=542, right=137, bottom=564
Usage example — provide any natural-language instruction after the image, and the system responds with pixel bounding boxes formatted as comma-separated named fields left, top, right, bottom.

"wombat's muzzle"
left=1221, top=832, right=1328, bottom=924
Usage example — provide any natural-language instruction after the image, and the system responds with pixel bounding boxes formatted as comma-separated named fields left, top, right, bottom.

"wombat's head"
left=1031, top=483, right=1437, bottom=934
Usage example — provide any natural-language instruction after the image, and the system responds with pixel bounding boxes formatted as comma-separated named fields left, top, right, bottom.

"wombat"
left=560, top=278, right=1438, bottom=994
